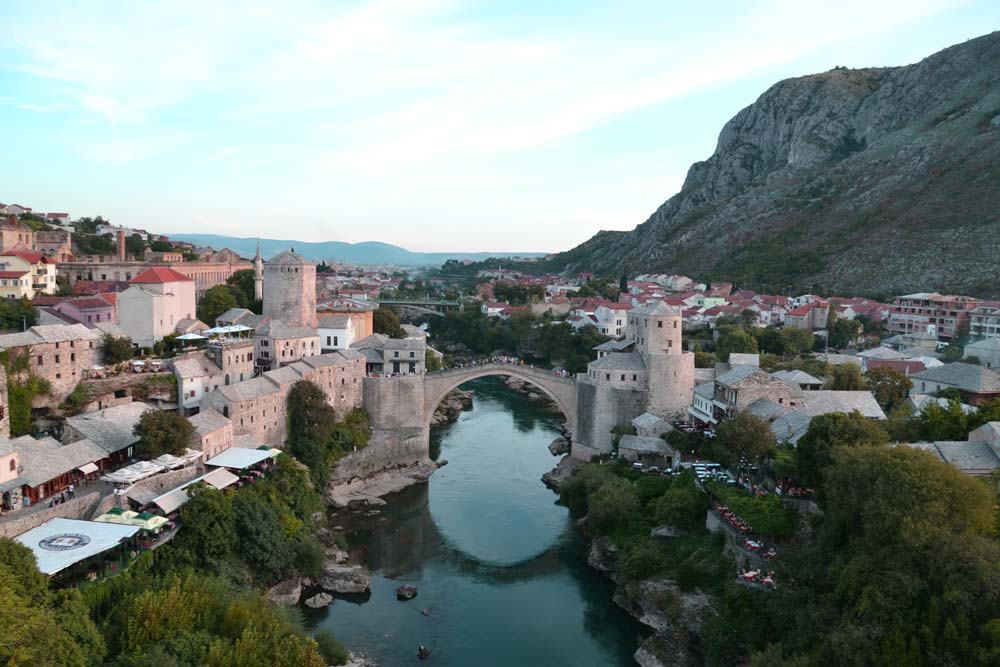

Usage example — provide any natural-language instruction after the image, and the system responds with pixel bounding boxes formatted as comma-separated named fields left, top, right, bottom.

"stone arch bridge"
left=344, top=364, right=579, bottom=486
left=422, top=363, right=577, bottom=435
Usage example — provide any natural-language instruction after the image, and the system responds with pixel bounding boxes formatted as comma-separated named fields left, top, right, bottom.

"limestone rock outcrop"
left=548, top=31, right=1000, bottom=295
left=266, top=577, right=302, bottom=606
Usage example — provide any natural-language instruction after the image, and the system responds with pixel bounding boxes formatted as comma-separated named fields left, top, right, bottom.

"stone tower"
left=263, top=249, right=316, bottom=328
left=629, top=301, right=695, bottom=416
left=253, top=239, right=263, bottom=302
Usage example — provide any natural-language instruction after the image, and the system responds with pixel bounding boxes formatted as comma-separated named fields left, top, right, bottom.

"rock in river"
left=396, top=584, right=418, bottom=601
left=320, top=563, right=372, bottom=594
left=548, top=436, right=570, bottom=456
left=266, top=577, right=302, bottom=606
left=304, top=592, right=334, bottom=608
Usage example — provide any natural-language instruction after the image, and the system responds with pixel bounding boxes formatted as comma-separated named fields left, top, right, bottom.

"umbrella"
left=176, top=333, right=206, bottom=341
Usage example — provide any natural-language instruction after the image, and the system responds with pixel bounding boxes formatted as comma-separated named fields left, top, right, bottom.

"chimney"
left=117, top=230, right=125, bottom=261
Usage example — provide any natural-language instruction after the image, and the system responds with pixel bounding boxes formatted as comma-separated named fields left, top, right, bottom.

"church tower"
left=253, top=239, right=263, bottom=302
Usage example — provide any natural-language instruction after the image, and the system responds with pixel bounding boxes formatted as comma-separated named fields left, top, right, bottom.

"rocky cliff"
left=554, top=31, right=1000, bottom=296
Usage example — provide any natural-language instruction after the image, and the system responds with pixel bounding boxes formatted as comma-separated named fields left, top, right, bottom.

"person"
left=418, top=646, right=431, bottom=660
left=67, top=483, right=75, bottom=499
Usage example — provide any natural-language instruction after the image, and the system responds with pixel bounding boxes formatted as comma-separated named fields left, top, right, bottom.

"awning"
left=0, top=476, right=26, bottom=493
left=204, top=447, right=273, bottom=470
left=15, top=517, right=140, bottom=576
left=151, top=489, right=187, bottom=514
left=77, top=462, right=99, bottom=475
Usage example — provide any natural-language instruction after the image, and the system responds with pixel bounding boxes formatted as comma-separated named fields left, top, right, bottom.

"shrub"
left=619, top=541, right=667, bottom=581
left=314, top=629, right=350, bottom=666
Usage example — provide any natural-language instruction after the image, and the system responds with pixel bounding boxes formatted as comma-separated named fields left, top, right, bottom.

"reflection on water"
left=314, top=378, right=643, bottom=666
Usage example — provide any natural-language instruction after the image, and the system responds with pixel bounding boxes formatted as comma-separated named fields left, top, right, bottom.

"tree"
left=102, top=334, right=133, bottom=364
left=740, top=309, right=759, bottom=330
left=176, top=486, right=236, bottom=563
left=795, top=411, right=888, bottom=488
left=828, top=363, right=866, bottom=390
left=233, top=493, right=294, bottom=582
left=0, top=297, right=36, bottom=331
left=125, top=233, right=146, bottom=259
left=314, top=630, right=350, bottom=666
left=755, top=325, right=785, bottom=355
left=865, top=366, right=912, bottom=412
left=780, top=327, right=814, bottom=356
left=286, top=381, right=337, bottom=487
left=827, top=318, right=862, bottom=349
left=716, top=328, right=758, bottom=361
left=373, top=307, right=405, bottom=338
left=226, top=269, right=261, bottom=312
left=586, top=478, right=639, bottom=534
left=619, top=274, right=628, bottom=294
left=717, top=411, right=774, bottom=464
left=425, top=349, right=443, bottom=371
left=133, top=409, right=196, bottom=459
left=197, top=285, right=237, bottom=328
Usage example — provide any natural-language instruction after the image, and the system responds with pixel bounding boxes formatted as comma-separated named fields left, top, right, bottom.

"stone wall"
left=364, top=376, right=426, bottom=431
left=126, top=465, right=202, bottom=504
left=573, top=380, right=647, bottom=459
left=0, top=491, right=101, bottom=539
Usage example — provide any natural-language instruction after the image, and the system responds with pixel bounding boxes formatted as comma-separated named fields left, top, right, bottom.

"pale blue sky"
left=1, top=1, right=996, bottom=252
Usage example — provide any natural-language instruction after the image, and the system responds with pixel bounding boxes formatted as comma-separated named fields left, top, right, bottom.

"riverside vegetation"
left=0, top=379, right=371, bottom=667
left=560, top=405, right=1000, bottom=666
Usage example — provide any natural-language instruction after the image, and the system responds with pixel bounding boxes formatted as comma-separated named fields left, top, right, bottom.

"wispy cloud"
left=0, top=0, right=980, bottom=248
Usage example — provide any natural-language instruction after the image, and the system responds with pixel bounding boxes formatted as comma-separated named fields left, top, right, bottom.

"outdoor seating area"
left=738, top=568, right=778, bottom=589
left=101, top=449, right=202, bottom=486
left=717, top=503, right=751, bottom=534
left=672, top=419, right=716, bottom=439
left=14, top=517, right=142, bottom=582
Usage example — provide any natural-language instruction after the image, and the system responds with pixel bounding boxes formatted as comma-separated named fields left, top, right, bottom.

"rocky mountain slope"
left=554, top=31, right=1000, bottom=296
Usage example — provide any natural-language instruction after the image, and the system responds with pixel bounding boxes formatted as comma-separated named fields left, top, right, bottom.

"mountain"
left=165, top=234, right=545, bottom=266
left=551, top=32, right=1000, bottom=297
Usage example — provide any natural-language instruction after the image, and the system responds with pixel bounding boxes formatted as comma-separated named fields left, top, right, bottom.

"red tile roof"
left=787, top=304, right=813, bottom=316
left=0, top=271, right=28, bottom=279
left=130, top=266, right=193, bottom=283
left=0, top=250, right=53, bottom=264
left=73, top=280, right=130, bottom=295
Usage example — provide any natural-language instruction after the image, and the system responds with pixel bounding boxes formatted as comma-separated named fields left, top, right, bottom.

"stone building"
left=0, top=217, right=35, bottom=253
left=263, top=250, right=316, bottom=329
left=118, top=267, right=196, bottom=348
left=0, top=324, right=102, bottom=405
left=200, top=349, right=364, bottom=445
left=57, top=255, right=252, bottom=293
left=35, top=230, right=73, bottom=263
left=63, top=402, right=152, bottom=467
left=254, top=319, right=319, bottom=372
left=188, top=408, right=233, bottom=459
left=574, top=300, right=695, bottom=457
left=172, top=339, right=254, bottom=414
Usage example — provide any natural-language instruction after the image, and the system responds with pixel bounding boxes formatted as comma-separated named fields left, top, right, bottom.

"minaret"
left=253, top=238, right=263, bottom=302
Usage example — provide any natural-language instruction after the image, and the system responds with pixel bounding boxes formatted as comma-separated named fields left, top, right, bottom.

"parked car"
left=632, top=462, right=644, bottom=470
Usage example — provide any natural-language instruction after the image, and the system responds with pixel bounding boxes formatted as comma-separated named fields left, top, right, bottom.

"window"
left=605, top=374, right=610, bottom=381
left=657, top=321, right=663, bottom=328
left=621, top=374, right=625, bottom=381
left=55, top=354, right=60, bottom=363
left=9, top=460, right=14, bottom=472
left=37, top=355, right=43, bottom=365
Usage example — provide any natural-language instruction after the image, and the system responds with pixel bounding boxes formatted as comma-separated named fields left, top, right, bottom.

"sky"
left=1, top=1, right=997, bottom=253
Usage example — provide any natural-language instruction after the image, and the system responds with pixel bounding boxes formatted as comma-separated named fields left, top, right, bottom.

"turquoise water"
left=313, top=377, right=643, bottom=666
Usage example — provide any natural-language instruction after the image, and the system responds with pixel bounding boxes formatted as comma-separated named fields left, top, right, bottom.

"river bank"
left=544, top=462, right=716, bottom=667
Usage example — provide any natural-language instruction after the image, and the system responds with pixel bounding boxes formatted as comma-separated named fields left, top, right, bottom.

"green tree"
left=286, top=381, right=338, bottom=488
left=124, top=233, right=146, bottom=259
left=425, top=349, right=443, bottom=371
left=795, top=411, right=888, bottom=488
left=0, top=297, right=37, bottom=331
left=739, top=309, right=759, bottom=330
left=780, top=327, right=814, bottom=355
left=133, top=409, right=196, bottom=459
left=755, top=326, right=786, bottom=355
left=828, top=362, right=866, bottom=390
left=827, top=317, right=862, bottom=349
left=716, top=328, right=758, bottom=361
left=866, top=366, right=913, bottom=412
left=233, top=493, right=294, bottom=582
left=226, top=269, right=261, bottom=312
left=586, top=478, right=639, bottom=534
left=197, top=285, right=238, bottom=328
left=373, top=307, right=405, bottom=338
left=717, top=411, right=774, bottom=464
left=102, top=333, right=134, bottom=364
left=175, top=486, right=236, bottom=563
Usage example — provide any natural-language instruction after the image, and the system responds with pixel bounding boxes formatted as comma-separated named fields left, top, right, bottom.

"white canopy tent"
left=204, top=447, right=276, bottom=470
left=15, top=518, right=140, bottom=576
left=148, top=468, right=241, bottom=514
left=175, top=333, right=207, bottom=341
left=204, top=324, right=253, bottom=335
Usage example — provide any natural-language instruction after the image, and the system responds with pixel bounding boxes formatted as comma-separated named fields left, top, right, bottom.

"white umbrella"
left=176, top=333, right=207, bottom=341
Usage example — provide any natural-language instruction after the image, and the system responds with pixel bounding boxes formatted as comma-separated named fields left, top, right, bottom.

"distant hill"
left=547, top=31, right=1000, bottom=297
left=166, top=234, right=545, bottom=266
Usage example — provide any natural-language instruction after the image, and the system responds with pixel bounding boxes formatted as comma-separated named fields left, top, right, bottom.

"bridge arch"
left=422, top=364, right=577, bottom=437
